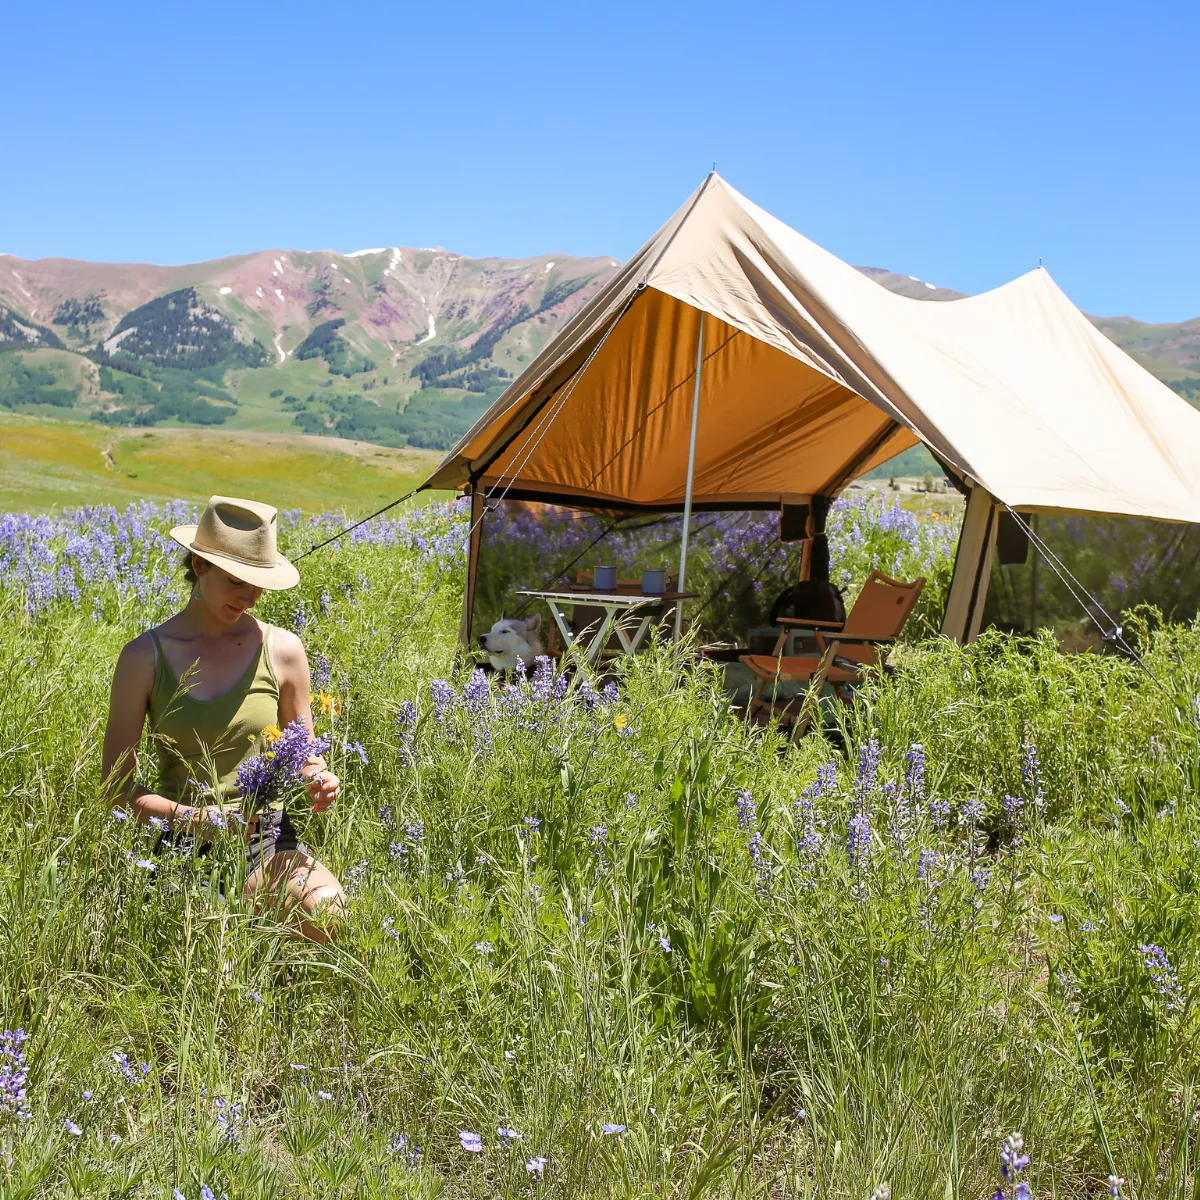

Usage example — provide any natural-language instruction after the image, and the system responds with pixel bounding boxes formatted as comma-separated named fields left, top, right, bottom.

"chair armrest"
left=777, top=617, right=845, bottom=630
left=818, top=633, right=896, bottom=645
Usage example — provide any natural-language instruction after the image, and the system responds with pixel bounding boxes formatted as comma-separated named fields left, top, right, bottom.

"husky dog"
left=478, top=614, right=544, bottom=672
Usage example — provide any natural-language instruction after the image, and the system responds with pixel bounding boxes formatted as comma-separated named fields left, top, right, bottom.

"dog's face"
left=478, top=614, right=543, bottom=670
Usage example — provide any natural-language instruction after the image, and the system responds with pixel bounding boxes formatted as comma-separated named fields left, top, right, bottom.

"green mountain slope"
left=1, top=250, right=1195, bottom=460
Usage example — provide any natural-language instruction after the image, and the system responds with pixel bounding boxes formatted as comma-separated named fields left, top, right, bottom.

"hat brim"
left=170, top=525, right=300, bottom=591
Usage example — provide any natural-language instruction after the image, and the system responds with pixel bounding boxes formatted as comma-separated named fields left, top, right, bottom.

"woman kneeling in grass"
left=101, top=495, right=345, bottom=942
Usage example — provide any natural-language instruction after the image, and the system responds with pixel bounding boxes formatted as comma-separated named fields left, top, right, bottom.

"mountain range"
left=2, top=248, right=1197, bottom=456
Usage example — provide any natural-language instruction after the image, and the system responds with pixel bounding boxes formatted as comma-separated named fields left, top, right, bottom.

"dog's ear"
left=525, top=612, right=542, bottom=634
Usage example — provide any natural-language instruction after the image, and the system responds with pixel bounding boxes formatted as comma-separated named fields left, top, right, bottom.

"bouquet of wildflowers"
left=236, top=720, right=330, bottom=814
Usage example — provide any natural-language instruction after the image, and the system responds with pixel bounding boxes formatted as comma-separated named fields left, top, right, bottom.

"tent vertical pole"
left=1029, top=513, right=1039, bottom=634
left=459, top=487, right=484, bottom=647
left=941, top=486, right=999, bottom=643
left=674, top=314, right=704, bottom=641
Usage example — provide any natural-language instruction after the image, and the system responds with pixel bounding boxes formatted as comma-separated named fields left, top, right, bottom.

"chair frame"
left=740, top=570, right=925, bottom=739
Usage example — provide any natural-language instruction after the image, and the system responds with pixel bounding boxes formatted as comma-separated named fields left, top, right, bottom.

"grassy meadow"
left=0, top=413, right=441, bottom=513
left=0, top=499, right=1198, bottom=1199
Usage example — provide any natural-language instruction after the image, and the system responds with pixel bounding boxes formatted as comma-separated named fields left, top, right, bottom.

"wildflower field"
left=1, top=497, right=1198, bottom=1199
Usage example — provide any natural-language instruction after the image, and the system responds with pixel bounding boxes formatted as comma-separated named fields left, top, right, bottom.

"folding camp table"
left=517, top=588, right=697, bottom=665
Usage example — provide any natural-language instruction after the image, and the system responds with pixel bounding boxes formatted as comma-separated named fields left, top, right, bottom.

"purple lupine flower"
left=388, top=1133, right=422, bottom=1165
left=916, top=849, right=935, bottom=881
left=213, top=1098, right=247, bottom=1144
left=310, top=652, right=332, bottom=690
left=847, top=812, right=873, bottom=877
left=236, top=720, right=330, bottom=811
left=1140, top=943, right=1183, bottom=1011
left=855, top=737, right=881, bottom=805
left=111, top=1051, right=137, bottom=1085
left=1021, top=742, right=1045, bottom=811
left=904, top=743, right=926, bottom=802
left=462, top=669, right=491, bottom=713
left=343, top=741, right=369, bottom=766
left=1000, top=1131, right=1030, bottom=1179
left=961, top=793, right=986, bottom=825
left=429, top=680, right=457, bottom=721
left=395, top=700, right=417, bottom=763
left=735, top=790, right=757, bottom=831
left=1003, top=794, right=1024, bottom=827
left=0, top=1028, right=30, bottom=1123
left=927, top=797, right=951, bottom=831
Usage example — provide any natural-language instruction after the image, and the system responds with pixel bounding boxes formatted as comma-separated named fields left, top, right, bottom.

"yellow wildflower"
left=311, top=691, right=342, bottom=718
left=261, top=724, right=282, bottom=744
left=613, top=713, right=628, bottom=730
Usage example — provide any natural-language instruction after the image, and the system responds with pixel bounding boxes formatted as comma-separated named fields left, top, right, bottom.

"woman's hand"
left=304, top=759, right=340, bottom=813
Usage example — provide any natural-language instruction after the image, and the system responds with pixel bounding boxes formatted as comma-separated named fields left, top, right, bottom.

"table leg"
left=546, top=601, right=577, bottom=657
left=626, top=613, right=656, bottom=653
left=587, top=605, right=618, bottom=665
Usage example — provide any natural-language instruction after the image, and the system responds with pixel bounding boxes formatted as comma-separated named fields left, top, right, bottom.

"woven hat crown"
left=193, top=497, right=279, bottom=568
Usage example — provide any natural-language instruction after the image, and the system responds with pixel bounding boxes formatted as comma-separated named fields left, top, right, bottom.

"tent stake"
left=675, top=316, right=704, bottom=641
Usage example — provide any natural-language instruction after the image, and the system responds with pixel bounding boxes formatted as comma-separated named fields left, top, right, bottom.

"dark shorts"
left=246, top=807, right=309, bottom=877
left=153, top=807, right=308, bottom=878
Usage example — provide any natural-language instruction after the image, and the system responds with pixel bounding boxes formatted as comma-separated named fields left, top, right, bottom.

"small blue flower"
left=65, top=1118, right=82, bottom=1136
left=601, top=1123, right=626, bottom=1135
left=526, top=1155, right=548, bottom=1179
left=460, top=1129, right=483, bottom=1152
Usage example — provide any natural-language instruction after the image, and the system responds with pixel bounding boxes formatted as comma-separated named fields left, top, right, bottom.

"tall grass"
left=0, top=502, right=1196, bottom=1198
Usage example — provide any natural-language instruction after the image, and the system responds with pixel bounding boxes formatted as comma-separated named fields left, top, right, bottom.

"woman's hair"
left=182, top=553, right=199, bottom=585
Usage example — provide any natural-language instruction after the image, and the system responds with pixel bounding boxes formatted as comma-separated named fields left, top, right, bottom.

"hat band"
left=190, top=538, right=278, bottom=571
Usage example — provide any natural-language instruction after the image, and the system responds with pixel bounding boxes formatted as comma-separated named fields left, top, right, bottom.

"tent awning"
left=422, top=174, right=1200, bottom=523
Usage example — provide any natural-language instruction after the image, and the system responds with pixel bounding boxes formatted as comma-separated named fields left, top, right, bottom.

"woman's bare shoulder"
left=262, top=623, right=307, bottom=671
left=112, top=630, right=157, bottom=693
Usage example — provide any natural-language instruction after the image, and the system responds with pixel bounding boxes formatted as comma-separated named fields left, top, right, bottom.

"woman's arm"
left=271, top=627, right=341, bottom=812
left=101, top=634, right=227, bottom=830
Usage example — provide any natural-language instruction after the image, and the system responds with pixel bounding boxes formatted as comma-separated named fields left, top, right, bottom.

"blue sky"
left=3, top=0, right=1197, bottom=320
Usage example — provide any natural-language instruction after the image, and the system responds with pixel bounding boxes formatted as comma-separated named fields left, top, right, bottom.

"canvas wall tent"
left=419, top=174, right=1200, bottom=644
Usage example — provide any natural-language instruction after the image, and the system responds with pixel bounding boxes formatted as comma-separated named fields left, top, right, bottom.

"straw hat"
left=170, top=496, right=300, bottom=591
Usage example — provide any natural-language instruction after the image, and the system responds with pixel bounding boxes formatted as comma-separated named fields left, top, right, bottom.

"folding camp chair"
left=739, top=570, right=925, bottom=738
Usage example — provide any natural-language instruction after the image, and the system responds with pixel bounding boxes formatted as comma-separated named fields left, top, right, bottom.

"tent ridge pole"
left=675, top=316, right=704, bottom=641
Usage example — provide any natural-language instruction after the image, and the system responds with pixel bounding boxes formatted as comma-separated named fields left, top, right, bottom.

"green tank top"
left=147, top=622, right=281, bottom=805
